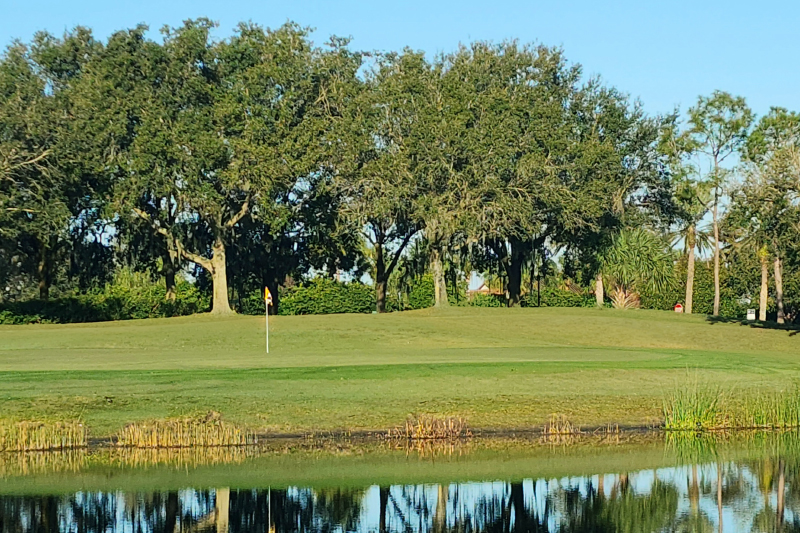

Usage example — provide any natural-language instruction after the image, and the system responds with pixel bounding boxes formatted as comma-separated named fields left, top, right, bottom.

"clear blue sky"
left=2, top=0, right=797, bottom=117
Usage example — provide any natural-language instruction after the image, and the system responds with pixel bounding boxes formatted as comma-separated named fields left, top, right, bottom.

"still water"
left=1, top=434, right=799, bottom=532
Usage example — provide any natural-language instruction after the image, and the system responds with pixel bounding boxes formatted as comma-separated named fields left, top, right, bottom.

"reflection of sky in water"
left=2, top=460, right=799, bottom=531
left=343, top=462, right=798, bottom=532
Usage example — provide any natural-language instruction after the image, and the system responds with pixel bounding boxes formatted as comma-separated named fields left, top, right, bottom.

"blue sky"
left=2, top=0, right=797, bottom=118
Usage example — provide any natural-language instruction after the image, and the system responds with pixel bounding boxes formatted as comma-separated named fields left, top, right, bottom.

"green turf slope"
left=0, top=307, right=797, bottom=436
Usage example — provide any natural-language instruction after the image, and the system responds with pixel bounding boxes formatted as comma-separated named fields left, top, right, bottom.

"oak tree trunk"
left=37, top=240, right=51, bottom=300
left=506, top=241, right=524, bottom=307
left=511, top=482, right=527, bottom=531
left=430, top=246, right=448, bottom=307
left=595, top=272, right=604, bottom=308
left=685, top=225, right=696, bottom=314
left=375, top=242, right=387, bottom=313
left=759, top=254, right=769, bottom=322
left=379, top=487, right=389, bottom=533
left=210, top=238, right=233, bottom=315
left=163, top=250, right=177, bottom=302
left=775, top=255, right=785, bottom=324
left=165, top=492, right=179, bottom=533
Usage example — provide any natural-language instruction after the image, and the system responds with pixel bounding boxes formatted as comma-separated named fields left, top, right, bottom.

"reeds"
left=662, top=386, right=722, bottom=430
left=390, top=415, right=471, bottom=440
left=116, top=413, right=256, bottom=448
left=543, top=414, right=580, bottom=435
left=663, top=386, right=800, bottom=431
left=0, top=420, right=87, bottom=451
left=731, top=392, right=800, bottom=429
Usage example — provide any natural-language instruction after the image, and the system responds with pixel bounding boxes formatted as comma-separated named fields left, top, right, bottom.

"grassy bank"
left=1, top=307, right=798, bottom=437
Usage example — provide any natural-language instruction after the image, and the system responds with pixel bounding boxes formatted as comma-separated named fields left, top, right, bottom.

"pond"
left=1, top=432, right=799, bottom=532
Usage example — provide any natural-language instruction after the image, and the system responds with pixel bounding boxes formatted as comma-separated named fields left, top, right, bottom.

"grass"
left=1, top=306, right=799, bottom=438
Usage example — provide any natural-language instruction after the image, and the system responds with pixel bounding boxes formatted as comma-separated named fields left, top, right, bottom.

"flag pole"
left=266, top=301, right=269, bottom=353
left=265, top=287, right=271, bottom=354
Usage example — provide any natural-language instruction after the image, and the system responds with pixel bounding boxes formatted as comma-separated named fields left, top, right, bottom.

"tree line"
left=1, top=20, right=798, bottom=320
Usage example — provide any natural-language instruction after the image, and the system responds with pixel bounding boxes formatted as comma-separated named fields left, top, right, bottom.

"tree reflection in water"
left=5, top=460, right=800, bottom=532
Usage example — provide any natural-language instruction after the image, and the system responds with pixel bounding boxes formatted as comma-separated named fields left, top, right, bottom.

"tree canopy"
left=1, top=20, right=799, bottom=322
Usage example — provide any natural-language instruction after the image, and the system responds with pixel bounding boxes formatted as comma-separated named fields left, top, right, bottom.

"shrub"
left=639, top=260, right=749, bottom=318
left=468, top=293, right=506, bottom=307
left=0, top=271, right=209, bottom=324
left=406, top=274, right=435, bottom=310
left=278, top=278, right=375, bottom=315
left=237, top=290, right=268, bottom=316
left=521, top=286, right=595, bottom=308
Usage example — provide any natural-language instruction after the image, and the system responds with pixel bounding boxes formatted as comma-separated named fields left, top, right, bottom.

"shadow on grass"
left=706, top=315, right=800, bottom=336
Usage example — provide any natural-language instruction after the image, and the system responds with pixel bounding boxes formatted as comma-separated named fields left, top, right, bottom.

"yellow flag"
left=265, top=287, right=273, bottom=306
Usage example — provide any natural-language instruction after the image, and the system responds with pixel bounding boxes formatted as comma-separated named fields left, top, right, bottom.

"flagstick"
left=265, top=300, right=270, bottom=354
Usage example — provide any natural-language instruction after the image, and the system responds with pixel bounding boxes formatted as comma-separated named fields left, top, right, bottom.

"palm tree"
left=599, top=229, right=676, bottom=309
left=661, top=117, right=710, bottom=315
left=671, top=180, right=713, bottom=314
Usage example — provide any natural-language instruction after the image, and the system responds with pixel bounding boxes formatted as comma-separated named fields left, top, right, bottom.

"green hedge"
left=407, top=274, right=435, bottom=310
left=468, top=293, right=506, bottom=307
left=0, top=281, right=209, bottom=324
left=239, top=276, right=443, bottom=316
left=521, top=287, right=595, bottom=308
left=277, top=278, right=375, bottom=316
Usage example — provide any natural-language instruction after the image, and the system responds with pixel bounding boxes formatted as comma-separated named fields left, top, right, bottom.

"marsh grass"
left=663, top=385, right=723, bottom=430
left=116, top=412, right=256, bottom=448
left=664, top=385, right=800, bottom=431
left=730, top=392, right=800, bottom=429
left=0, top=420, right=87, bottom=451
left=543, top=414, right=580, bottom=435
left=390, top=415, right=471, bottom=440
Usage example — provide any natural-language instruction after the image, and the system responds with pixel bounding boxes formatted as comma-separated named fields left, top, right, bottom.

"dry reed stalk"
left=543, top=414, right=580, bottom=436
left=0, top=420, right=87, bottom=452
left=388, top=415, right=471, bottom=440
left=116, top=412, right=256, bottom=448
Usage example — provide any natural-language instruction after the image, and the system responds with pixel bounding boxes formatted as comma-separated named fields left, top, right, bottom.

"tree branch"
left=132, top=207, right=170, bottom=238
left=385, top=229, right=417, bottom=278
left=133, top=206, right=212, bottom=271
left=176, top=243, right=212, bottom=272
left=224, top=196, right=251, bottom=229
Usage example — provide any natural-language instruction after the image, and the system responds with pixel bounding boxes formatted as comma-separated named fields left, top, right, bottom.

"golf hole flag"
left=265, top=287, right=273, bottom=306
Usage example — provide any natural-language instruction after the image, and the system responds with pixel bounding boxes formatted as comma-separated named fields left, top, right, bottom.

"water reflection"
left=4, top=459, right=800, bottom=532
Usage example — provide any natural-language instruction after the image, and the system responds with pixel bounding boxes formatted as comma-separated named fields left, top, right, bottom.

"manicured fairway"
left=0, top=307, right=798, bottom=436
